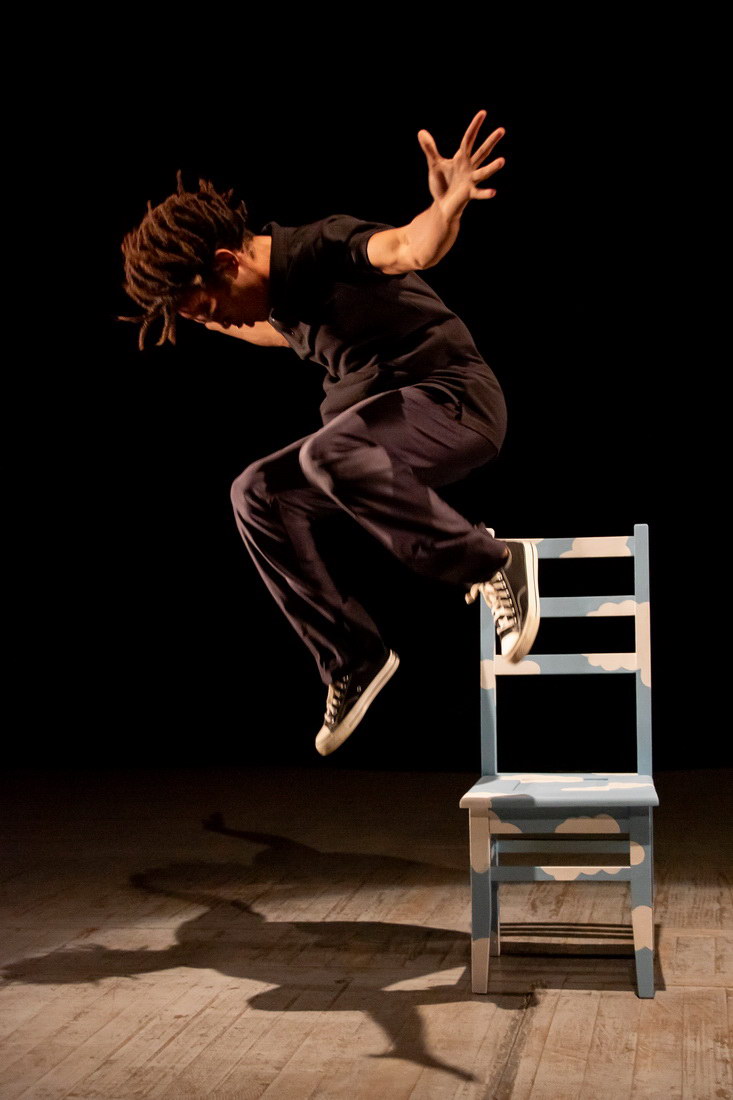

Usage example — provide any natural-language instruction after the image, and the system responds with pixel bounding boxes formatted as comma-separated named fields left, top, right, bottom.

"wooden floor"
left=0, top=765, right=730, bottom=1099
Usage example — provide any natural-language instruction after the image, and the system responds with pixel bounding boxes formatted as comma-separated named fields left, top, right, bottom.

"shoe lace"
left=325, top=673, right=351, bottom=725
left=466, top=574, right=517, bottom=634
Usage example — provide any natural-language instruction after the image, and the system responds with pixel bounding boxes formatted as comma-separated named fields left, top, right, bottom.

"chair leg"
left=490, top=831, right=501, bottom=956
left=468, top=810, right=493, bottom=993
left=629, top=808, right=655, bottom=998
left=650, top=809, right=655, bottom=907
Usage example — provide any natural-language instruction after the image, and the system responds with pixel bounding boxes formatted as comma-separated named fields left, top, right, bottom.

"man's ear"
left=213, top=248, right=240, bottom=278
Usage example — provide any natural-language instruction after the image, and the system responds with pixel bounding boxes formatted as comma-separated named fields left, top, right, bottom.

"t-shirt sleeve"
left=292, top=213, right=406, bottom=282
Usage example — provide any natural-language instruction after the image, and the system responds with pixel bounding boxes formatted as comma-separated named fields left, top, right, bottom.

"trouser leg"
left=230, top=433, right=386, bottom=685
left=298, top=385, right=510, bottom=585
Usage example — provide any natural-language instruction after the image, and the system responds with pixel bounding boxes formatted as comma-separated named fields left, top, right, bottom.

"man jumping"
left=118, top=109, right=540, bottom=756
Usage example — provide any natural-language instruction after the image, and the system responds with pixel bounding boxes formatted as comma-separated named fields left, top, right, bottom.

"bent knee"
left=298, top=437, right=323, bottom=483
left=300, top=435, right=392, bottom=488
left=230, top=462, right=268, bottom=510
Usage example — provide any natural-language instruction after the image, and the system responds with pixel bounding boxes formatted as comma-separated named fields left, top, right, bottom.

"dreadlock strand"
left=155, top=314, right=169, bottom=348
left=138, top=313, right=155, bottom=352
left=125, top=260, right=166, bottom=305
left=154, top=206, right=205, bottom=256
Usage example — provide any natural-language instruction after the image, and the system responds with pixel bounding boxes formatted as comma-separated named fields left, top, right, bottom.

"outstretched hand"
left=417, top=110, right=506, bottom=222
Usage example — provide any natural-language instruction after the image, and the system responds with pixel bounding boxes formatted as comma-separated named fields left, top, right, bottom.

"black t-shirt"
left=260, top=213, right=507, bottom=449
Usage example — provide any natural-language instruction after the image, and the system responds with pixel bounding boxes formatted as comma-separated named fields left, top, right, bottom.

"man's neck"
left=249, top=235, right=272, bottom=280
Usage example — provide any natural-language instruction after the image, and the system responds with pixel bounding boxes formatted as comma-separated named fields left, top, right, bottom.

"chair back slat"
left=528, top=535, right=635, bottom=559
left=494, top=653, right=638, bottom=675
left=541, top=595, right=636, bottom=617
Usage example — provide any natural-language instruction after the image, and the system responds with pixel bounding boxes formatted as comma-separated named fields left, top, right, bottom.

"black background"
left=14, top=28, right=711, bottom=773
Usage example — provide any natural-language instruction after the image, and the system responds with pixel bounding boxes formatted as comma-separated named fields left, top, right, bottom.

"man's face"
left=177, top=247, right=270, bottom=329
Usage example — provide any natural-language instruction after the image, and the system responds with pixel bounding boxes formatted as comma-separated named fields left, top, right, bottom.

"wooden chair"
left=459, top=523, right=657, bottom=998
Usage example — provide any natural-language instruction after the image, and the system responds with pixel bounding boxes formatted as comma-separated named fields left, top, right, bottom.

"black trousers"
left=229, top=384, right=510, bottom=685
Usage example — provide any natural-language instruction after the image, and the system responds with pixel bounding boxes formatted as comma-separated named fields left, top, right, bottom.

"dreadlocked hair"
left=117, top=169, right=255, bottom=350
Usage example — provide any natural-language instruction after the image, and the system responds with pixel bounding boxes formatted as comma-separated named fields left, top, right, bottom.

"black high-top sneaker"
left=465, top=533, right=540, bottom=662
left=315, top=649, right=400, bottom=756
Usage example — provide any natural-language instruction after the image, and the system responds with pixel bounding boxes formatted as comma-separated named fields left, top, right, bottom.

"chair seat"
left=459, top=773, right=659, bottom=810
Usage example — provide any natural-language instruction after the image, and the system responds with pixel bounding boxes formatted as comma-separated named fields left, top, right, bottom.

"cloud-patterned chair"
left=459, top=523, right=657, bottom=998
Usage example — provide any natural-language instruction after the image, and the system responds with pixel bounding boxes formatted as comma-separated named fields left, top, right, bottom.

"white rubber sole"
left=315, top=649, right=400, bottom=756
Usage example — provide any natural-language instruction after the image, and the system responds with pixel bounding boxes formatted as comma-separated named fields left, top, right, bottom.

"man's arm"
left=366, top=203, right=459, bottom=274
left=366, top=110, right=506, bottom=275
left=204, top=320, right=290, bottom=347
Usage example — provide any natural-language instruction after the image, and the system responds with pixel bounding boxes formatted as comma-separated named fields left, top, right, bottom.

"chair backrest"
left=478, top=523, right=652, bottom=777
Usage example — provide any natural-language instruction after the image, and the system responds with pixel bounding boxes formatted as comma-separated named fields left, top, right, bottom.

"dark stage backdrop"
left=17, top=48, right=709, bottom=773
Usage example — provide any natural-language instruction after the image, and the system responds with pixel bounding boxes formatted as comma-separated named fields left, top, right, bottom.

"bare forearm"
left=204, top=320, right=290, bottom=347
left=403, top=198, right=468, bottom=270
